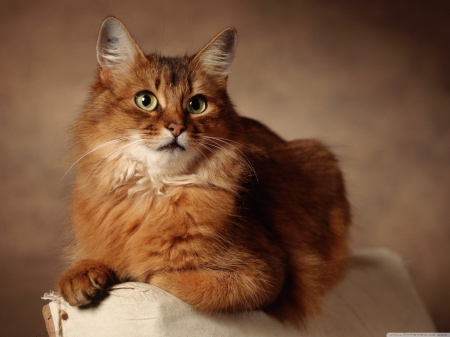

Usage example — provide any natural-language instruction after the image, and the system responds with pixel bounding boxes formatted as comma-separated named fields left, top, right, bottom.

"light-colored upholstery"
left=42, top=249, right=435, bottom=336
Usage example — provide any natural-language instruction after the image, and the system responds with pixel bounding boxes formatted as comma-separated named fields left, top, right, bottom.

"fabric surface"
left=43, top=249, right=436, bottom=336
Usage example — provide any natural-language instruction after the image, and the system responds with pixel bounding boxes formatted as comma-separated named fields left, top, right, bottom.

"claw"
left=58, top=259, right=116, bottom=306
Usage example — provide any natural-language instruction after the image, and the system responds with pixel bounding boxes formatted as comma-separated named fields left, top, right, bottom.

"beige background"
left=1, top=0, right=449, bottom=335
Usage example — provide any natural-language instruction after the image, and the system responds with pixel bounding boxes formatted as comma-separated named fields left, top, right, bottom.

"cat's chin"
left=157, top=140, right=186, bottom=152
left=126, top=141, right=198, bottom=178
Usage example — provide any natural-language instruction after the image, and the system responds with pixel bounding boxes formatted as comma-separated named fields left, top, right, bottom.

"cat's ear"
left=192, top=28, right=237, bottom=78
left=96, top=17, right=144, bottom=70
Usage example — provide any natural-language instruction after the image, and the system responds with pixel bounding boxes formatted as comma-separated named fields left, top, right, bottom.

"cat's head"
left=76, top=17, right=244, bottom=183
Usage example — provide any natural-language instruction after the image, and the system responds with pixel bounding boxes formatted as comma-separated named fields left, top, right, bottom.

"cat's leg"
left=57, top=259, right=117, bottom=306
left=149, top=266, right=284, bottom=313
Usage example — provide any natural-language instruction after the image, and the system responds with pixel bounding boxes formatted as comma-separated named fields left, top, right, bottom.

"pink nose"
left=167, top=123, right=185, bottom=137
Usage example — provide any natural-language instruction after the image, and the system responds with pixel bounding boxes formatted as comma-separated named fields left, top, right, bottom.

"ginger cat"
left=57, top=16, right=351, bottom=325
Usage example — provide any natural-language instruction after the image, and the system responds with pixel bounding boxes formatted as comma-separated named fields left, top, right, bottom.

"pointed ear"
left=192, top=28, right=237, bottom=78
left=96, top=17, right=144, bottom=69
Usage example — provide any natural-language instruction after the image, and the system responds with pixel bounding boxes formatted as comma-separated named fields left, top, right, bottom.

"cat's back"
left=241, top=116, right=342, bottom=179
left=239, top=117, right=285, bottom=148
left=241, top=115, right=349, bottom=232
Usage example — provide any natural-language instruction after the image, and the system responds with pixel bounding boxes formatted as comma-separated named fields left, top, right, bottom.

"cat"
left=57, top=16, right=351, bottom=325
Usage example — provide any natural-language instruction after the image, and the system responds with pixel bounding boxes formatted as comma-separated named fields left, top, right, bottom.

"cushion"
left=42, top=249, right=435, bottom=336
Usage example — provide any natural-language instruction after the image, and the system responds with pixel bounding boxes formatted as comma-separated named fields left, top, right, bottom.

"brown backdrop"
left=1, top=0, right=449, bottom=335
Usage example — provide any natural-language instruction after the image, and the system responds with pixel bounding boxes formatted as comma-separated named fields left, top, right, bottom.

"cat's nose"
left=167, top=122, right=185, bottom=137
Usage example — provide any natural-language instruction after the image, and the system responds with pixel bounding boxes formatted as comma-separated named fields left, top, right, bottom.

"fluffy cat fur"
left=57, top=16, right=351, bottom=325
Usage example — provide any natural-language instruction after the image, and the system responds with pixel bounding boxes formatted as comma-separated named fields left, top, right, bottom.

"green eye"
left=135, top=91, right=158, bottom=111
left=187, top=95, right=207, bottom=114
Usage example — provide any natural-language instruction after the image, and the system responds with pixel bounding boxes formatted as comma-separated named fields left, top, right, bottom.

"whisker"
left=201, top=135, right=256, bottom=153
left=201, top=136, right=241, bottom=145
left=202, top=141, right=237, bottom=159
left=197, top=142, right=216, bottom=155
left=61, top=136, right=136, bottom=182
left=190, top=142, right=211, bottom=161
left=82, top=139, right=144, bottom=187
left=200, top=136, right=259, bottom=182
left=205, top=141, right=258, bottom=182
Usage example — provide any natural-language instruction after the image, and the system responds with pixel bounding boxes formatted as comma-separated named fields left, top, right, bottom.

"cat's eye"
left=135, top=91, right=158, bottom=111
left=187, top=95, right=207, bottom=114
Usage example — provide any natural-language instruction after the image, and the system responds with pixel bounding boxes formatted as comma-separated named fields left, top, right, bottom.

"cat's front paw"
left=57, top=259, right=116, bottom=306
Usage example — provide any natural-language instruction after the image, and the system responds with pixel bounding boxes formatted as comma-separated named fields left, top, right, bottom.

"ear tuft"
left=193, top=28, right=237, bottom=78
left=96, top=17, right=143, bottom=69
